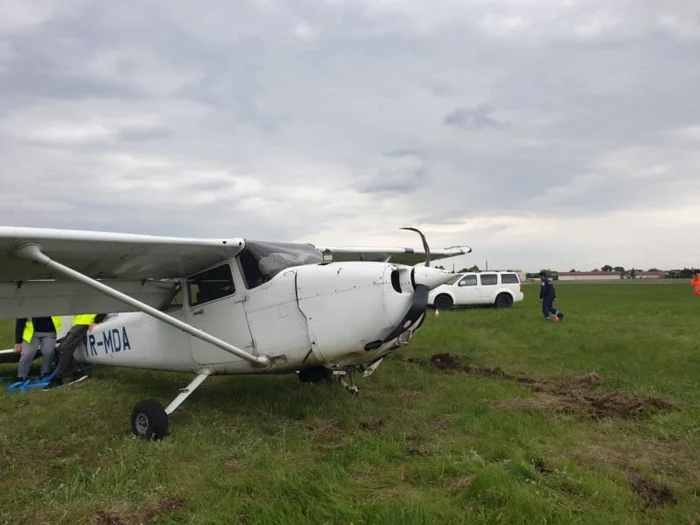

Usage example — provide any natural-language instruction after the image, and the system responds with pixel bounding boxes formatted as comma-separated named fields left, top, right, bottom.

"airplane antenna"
left=400, top=227, right=431, bottom=267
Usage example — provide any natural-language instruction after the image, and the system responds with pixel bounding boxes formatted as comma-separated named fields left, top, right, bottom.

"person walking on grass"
left=539, top=271, right=564, bottom=322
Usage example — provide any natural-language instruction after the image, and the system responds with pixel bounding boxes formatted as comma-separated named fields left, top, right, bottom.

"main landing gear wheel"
left=131, top=399, right=169, bottom=440
left=129, top=370, right=211, bottom=441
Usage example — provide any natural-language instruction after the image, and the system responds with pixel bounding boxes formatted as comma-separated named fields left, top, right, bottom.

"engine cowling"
left=295, top=261, right=453, bottom=367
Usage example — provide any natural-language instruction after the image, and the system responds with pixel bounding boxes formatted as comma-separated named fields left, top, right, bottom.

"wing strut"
left=12, top=243, right=271, bottom=369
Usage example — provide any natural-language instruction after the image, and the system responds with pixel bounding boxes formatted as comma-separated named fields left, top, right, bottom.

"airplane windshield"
left=239, top=241, right=323, bottom=288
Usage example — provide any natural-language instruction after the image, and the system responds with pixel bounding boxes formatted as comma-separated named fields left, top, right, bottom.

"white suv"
left=428, top=271, right=524, bottom=310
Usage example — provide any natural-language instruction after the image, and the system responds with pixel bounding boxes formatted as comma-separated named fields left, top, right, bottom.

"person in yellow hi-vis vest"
left=13, top=316, right=62, bottom=382
left=43, top=313, right=107, bottom=389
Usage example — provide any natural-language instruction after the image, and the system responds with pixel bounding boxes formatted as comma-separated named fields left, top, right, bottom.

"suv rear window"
left=480, top=274, right=498, bottom=285
left=501, top=273, right=519, bottom=284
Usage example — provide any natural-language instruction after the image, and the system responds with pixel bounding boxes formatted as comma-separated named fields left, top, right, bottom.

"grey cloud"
left=483, top=37, right=700, bottom=147
left=424, top=80, right=456, bottom=98
left=355, top=167, right=428, bottom=195
left=1, top=0, right=700, bottom=270
left=384, top=148, right=424, bottom=158
left=0, top=14, right=146, bottom=108
left=444, top=105, right=511, bottom=130
left=0, top=69, right=143, bottom=106
left=120, top=128, right=172, bottom=143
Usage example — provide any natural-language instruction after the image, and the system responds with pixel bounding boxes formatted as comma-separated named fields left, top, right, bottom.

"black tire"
left=434, top=294, right=454, bottom=310
left=298, top=366, right=333, bottom=383
left=494, top=293, right=513, bottom=308
left=131, top=399, right=169, bottom=440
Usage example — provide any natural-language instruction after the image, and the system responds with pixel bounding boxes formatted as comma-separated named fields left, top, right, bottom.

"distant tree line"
left=525, top=267, right=699, bottom=280
left=434, top=265, right=480, bottom=272
left=433, top=264, right=699, bottom=280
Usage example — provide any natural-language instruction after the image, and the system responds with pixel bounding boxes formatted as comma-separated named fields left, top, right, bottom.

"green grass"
left=2, top=282, right=700, bottom=524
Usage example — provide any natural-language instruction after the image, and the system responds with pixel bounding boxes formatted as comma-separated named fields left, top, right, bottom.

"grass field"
left=1, top=281, right=700, bottom=524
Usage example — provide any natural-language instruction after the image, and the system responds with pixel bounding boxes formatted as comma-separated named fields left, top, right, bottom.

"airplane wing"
left=0, top=227, right=245, bottom=318
left=0, top=227, right=245, bottom=281
left=312, top=245, right=471, bottom=266
left=315, top=247, right=469, bottom=265
left=0, top=226, right=469, bottom=318
left=313, top=226, right=471, bottom=265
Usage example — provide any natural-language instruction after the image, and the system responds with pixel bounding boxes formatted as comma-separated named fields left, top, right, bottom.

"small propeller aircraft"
left=0, top=226, right=470, bottom=440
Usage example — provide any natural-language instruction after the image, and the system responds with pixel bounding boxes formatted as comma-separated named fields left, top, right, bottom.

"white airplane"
left=0, top=226, right=470, bottom=440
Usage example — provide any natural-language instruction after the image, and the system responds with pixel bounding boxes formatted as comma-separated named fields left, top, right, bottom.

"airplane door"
left=185, top=261, right=255, bottom=367
left=455, top=274, right=479, bottom=304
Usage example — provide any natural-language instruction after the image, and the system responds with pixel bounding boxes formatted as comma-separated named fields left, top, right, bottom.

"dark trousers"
left=542, top=298, right=560, bottom=319
left=55, top=325, right=90, bottom=378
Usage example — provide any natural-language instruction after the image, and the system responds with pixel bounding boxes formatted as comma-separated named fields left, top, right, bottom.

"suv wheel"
left=494, top=293, right=513, bottom=308
left=434, top=294, right=453, bottom=310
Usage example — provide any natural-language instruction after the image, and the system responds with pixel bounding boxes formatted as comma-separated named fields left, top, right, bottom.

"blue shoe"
left=6, top=377, right=29, bottom=393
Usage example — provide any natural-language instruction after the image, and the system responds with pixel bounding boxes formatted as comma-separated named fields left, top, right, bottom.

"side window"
left=501, top=273, right=519, bottom=284
left=161, top=283, right=184, bottom=312
left=480, top=274, right=498, bottom=286
left=187, top=263, right=235, bottom=307
left=458, top=275, right=478, bottom=286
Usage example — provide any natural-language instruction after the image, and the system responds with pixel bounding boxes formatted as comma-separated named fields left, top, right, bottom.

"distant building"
left=633, top=271, right=668, bottom=279
left=557, top=271, right=621, bottom=281
left=557, top=270, right=669, bottom=281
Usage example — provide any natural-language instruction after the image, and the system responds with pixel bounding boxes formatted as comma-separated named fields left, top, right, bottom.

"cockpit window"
left=187, top=263, right=235, bottom=306
left=239, top=241, right=323, bottom=289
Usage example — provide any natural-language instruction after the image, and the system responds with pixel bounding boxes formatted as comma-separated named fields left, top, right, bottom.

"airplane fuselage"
left=73, top=259, right=426, bottom=375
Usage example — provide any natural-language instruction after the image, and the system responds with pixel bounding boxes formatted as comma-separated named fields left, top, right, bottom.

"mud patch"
left=531, top=458, right=553, bottom=475
left=94, top=497, right=187, bottom=525
left=141, top=497, right=187, bottom=522
left=28, top=443, right=64, bottom=461
left=224, top=458, right=247, bottom=476
left=429, top=353, right=462, bottom=370
left=397, top=388, right=421, bottom=399
left=406, top=446, right=428, bottom=457
left=585, top=392, right=673, bottom=419
left=408, top=353, right=675, bottom=419
left=448, top=475, right=476, bottom=493
left=630, top=474, right=677, bottom=508
left=94, top=511, right=126, bottom=525
left=506, top=390, right=675, bottom=419
left=431, top=416, right=455, bottom=430
left=302, top=418, right=344, bottom=438
left=359, top=419, right=385, bottom=432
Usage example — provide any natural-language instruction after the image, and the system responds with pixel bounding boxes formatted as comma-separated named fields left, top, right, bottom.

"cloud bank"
left=1, top=0, right=699, bottom=271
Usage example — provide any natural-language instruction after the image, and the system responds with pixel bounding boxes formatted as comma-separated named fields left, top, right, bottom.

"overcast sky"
left=1, top=0, right=699, bottom=271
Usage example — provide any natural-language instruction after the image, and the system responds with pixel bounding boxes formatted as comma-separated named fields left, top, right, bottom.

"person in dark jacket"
left=43, top=313, right=107, bottom=389
left=539, top=271, right=564, bottom=321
